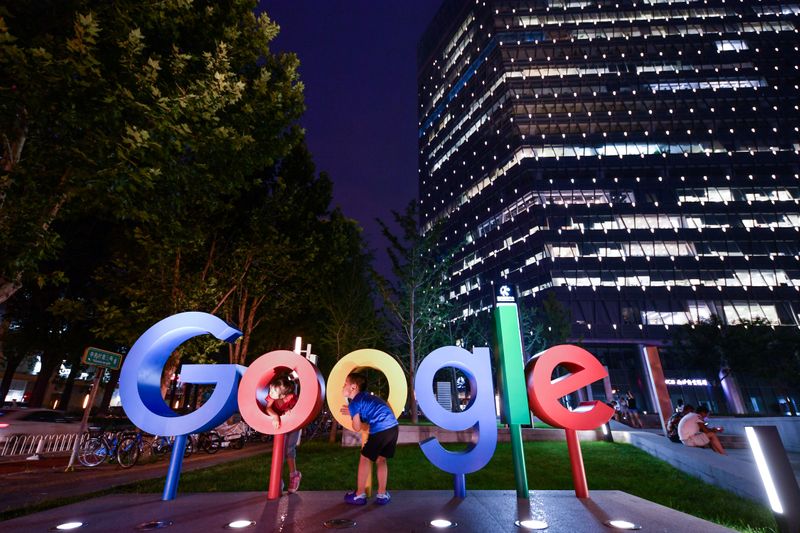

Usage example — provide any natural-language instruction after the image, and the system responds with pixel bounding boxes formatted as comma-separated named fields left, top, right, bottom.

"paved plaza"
left=1, top=490, right=735, bottom=532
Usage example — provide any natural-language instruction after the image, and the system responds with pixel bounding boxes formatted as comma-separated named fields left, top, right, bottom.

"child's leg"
left=284, top=430, right=299, bottom=473
left=376, top=456, right=388, bottom=494
left=357, top=454, right=372, bottom=495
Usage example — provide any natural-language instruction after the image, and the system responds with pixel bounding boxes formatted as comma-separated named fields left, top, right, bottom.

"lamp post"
left=745, top=425, right=800, bottom=533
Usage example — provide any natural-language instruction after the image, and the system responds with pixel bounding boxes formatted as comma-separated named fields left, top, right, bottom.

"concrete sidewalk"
left=619, top=428, right=800, bottom=505
left=0, top=490, right=736, bottom=533
left=0, top=442, right=271, bottom=516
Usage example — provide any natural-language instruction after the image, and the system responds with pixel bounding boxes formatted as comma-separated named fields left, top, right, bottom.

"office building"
left=418, top=0, right=800, bottom=416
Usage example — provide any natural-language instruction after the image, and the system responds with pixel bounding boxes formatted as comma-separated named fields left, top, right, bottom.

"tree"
left=313, top=211, right=384, bottom=441
left=670, top=315, right=755, bottom=379
left=456, top=291, right=570, bottom=357
left=377, top=200, right=454, bottom=423
left=0, top=282, right=91, bottom=407
left=0, top=312, right=25, bottom=403
left=92, top=139, right=337, bottom=397
left=215, top=142, right=335, bottom=365
left=524, top=291, right=572, bottom=355
left=0, top=0, right=304, bottom=305
left=317, top=212, right=384, bottom=371
left=671, top=315, right=800, bottom=414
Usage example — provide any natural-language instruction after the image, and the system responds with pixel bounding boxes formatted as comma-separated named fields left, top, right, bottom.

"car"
left=0, top=408, right=80, bottom=442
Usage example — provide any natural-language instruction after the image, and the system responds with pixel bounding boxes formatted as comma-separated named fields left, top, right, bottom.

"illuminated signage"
left=497, top=284, right=515, bottom=302
left=665, top=378, right=709, bottom=386
left=120, top=311, right=612, bottom=501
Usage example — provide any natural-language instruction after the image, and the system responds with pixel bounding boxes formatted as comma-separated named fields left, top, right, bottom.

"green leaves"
left=0, top=0, right=305, bottom=306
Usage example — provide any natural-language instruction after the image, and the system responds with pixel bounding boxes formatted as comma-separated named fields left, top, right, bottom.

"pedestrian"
left=626, top=391, right=643, bottom=428
left=675, top=398, right=685, bottom=413
left=667, top=404, right=693, bottom=443
left=265, top=373, right=303, bottom=493
left=610, top=400, right=621, bottom=422
left=340, top=371, right=399, bottom=505
left=677, top=404, right=726, bottom=455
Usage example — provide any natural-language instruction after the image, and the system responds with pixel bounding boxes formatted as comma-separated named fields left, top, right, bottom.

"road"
left=0, top=441, right=272, bottom=516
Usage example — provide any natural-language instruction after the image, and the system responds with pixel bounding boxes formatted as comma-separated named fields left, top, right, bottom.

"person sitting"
left=677, top=404, right=726, bottom=455
left=667, top=404, right=693, bottom=443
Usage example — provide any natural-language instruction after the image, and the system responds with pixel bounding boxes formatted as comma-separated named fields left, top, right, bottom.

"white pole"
left=65, top=367, right=103, bottom=471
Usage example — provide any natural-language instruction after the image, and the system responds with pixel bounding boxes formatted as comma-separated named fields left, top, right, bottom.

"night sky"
left=258, top=1, right=444, bottom=276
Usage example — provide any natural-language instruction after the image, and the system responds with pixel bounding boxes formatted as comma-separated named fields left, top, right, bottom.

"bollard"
left=27, top=436, right=46, bottom=461
left=746, top=426, right=800, bottom=533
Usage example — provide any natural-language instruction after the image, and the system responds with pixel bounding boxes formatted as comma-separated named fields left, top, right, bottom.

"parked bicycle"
left=151, top=435, right=195, bottom=458
left=117, top=431, right=157, bottom=468
left=78, top=430, right=128, bottom=467
left=192, top=431, right=222, bottom=454
left=303, top=409, right=333, bottom=441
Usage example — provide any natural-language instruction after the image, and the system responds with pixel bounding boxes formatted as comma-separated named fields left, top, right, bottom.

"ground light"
left=322, top=518, right=357, bottom=529
left=745, top=425, right=800, bottom=533
left=135, top=520, right=173, bottom=530
left=429, top=518, right=458, bottom=528
left=603, top=519, right=641, bottom=530
left=51, top=522, right=84, bottom=531
left=514, top=518, right=548, bottom=529
left=600, top=422, right=614, bottom=443
left=225, top=520, right=256, bottom=529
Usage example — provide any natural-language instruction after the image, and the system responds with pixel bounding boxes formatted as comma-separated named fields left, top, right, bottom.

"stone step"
left=718, top=433, right=749, bottom=449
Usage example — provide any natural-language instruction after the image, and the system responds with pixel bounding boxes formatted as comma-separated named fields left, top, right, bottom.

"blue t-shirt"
left=347, top=392, right=398, bottom=434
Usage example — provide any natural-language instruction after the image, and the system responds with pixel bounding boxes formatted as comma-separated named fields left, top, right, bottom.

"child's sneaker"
left=344, top=491, right=367, bottom=505
left=288, top=471, right=302, bottom=493
left=375, top=492, right=391, bottom=505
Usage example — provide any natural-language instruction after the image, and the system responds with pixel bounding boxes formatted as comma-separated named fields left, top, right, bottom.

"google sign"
left=119, top=300, right=613, bottom=502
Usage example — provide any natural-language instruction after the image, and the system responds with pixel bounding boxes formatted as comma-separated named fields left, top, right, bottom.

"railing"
left=0, top=432, right=89, bottom=458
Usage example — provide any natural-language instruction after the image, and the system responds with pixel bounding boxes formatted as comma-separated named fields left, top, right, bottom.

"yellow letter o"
left=327, top=349, right=408, bottom=431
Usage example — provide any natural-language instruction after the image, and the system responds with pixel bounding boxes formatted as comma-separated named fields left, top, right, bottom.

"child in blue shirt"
left=339, top=371, right=398, bottom=505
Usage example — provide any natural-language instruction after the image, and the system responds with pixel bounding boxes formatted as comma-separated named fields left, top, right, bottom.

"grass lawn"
left=117, top=441, right=775, bottom=532
left=398, top=419, right=554, bottom=429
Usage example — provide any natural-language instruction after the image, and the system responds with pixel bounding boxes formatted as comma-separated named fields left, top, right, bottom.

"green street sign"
left=82, top=347, right=124, bottom=370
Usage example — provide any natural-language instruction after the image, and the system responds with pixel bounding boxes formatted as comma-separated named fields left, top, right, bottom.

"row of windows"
left=424, top=142, right=796, bottom=226
left=423, top=76, right=787, bottom=168
left=677, top=186, right=800, bottom=202
left=419, top=10, right=794, bottom=136
left=547, top=268, right=798, bottom=289
left=456, top=293, right=795, bottom=328
left=456, top=238, right=800, bottom=275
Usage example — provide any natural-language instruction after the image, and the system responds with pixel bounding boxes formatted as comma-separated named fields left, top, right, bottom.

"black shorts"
left=361, top=425, right=399, bottom=462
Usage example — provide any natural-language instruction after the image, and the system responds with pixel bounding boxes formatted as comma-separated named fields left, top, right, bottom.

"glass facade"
left=418, top=0, right=800, bottom=349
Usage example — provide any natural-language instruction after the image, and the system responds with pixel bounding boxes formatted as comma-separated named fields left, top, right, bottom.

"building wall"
left=418, top=0, right=800, bottom=345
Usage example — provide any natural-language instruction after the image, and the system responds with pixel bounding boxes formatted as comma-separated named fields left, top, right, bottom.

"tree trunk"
left=161, top=353, right=181, bottom=399
left=408, top=378, right=418, bottom=423
left=99, top=368, right=120, bottom=414
left=450, top=366, right=460, bottom=412
left=59, top=361, right=80, bottom=411
left=0, top=278, right=22, bottom=307
left=409, top=291, right=418, bottom=423
left=328, top=418, right=339, bottom=444
left=28, top=351, right=62, bottom=408
left=0, top=354, right=24, bottom=403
